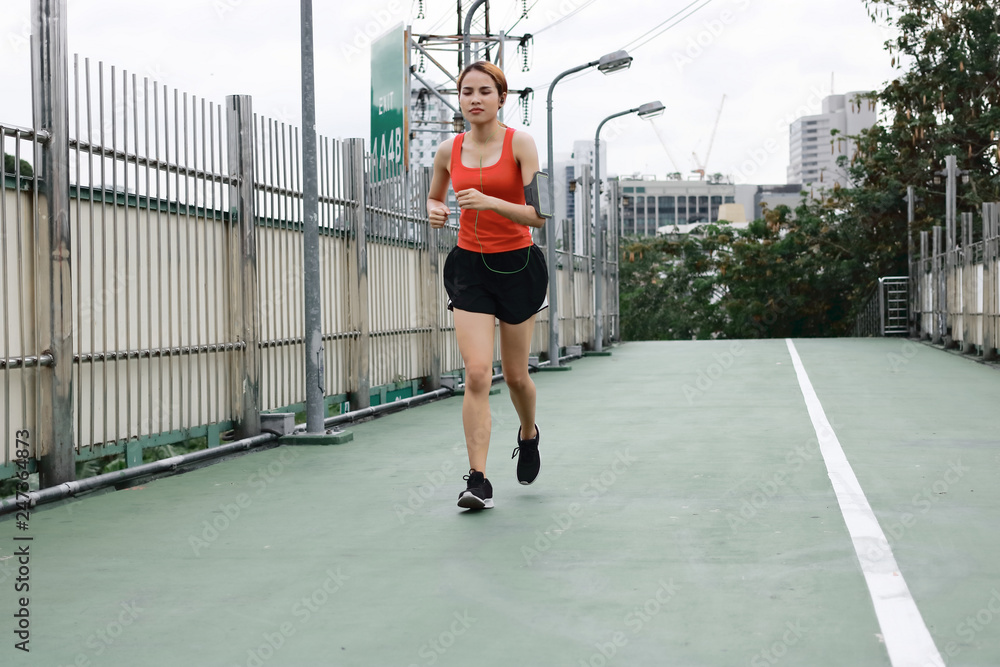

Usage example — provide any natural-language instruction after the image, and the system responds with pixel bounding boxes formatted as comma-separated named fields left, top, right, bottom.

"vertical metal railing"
left=1, top=125, right=45, bottom=474
left=317, top=134, right=357, bottom=405
left=566, top=168, right=582, bottom=347
left=421, top=165, right=442, bottom=391
left=984, top=203, right=999, bottom=360
left=885, top=280, right=906, bottom=334
left=918, top=230, right=931, bottom=335
left=346, top=138, right=369, bottom=409
left=910, top=202, right=1000, bottom=357
left=853, top=277, right=908, bottom=337
left=553, top=220, right=570, bottom=359
left=605, top=179, right=622, bottom=344
left=574, top=165, right=590, bottom=348
left=32, top=0, right=74, bottom=484
left=959, top=212, right=976, bottom=352
left=3, top=7, right=615, bottom=489
left=932, top=225, right=944, bottom=343
left=227, top=96, right=260, bottom=438
left=68, top=58, right=239, bottom=461
left=881, top=277, right=909, bottom=334
left=435, top=219, right=463, bottom=376
left=854, top=294, right=877, bottom=337
left=907, top=185, right=916, bottom=337
left=365, top=157, right=423, bottom=396
left=253, top=115, right=304, bottom=416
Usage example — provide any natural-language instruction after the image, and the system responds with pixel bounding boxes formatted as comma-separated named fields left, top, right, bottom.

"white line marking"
left=785, top=339, right=944, bottom=667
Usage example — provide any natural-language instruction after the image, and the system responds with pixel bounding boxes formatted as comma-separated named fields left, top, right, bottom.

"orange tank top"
left=450, top=127, right=533, bottom=253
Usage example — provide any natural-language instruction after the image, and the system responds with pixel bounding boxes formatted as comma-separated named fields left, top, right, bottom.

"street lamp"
left=545, top=50, right=633, bottom=366
left=596, top=50, right=634, bottom=74
left=461, top=0, right=489, bottom=131
left=462, top=0, right=490, bottom=69
left=592, top=100, right=664, bottom=352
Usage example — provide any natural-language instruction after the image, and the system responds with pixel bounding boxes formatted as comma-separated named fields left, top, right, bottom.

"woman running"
left=426, top=61, right=548, bottom=510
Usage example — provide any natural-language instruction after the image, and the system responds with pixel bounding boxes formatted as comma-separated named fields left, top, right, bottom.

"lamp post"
left=462, top=0, right=489, bottom=69
left=461, top=0, right=489, bottom=132
left=300, top=0, right=324, bottom=433
left=592, top=101, right=663, bottom=352
left=545, top=50, right=632, bottom=366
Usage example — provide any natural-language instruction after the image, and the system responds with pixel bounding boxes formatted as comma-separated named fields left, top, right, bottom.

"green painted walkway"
left=1, top=339, right=998, bottom=666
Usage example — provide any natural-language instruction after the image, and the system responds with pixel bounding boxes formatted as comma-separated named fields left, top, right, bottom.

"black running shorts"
left=443, top=245, right=549, bottom=325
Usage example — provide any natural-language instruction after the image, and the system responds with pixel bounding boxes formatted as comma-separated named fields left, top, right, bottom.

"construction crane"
left=648, top=119, right=684, bottom=177
left=691, top=94, right=726, bottom=180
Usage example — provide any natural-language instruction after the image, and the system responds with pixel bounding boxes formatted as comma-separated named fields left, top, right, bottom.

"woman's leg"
left=453, top=309, right=499, bottom=472
left=499, top=314, right=538, bottom=441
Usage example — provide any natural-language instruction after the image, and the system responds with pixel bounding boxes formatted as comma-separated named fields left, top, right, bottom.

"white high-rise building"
left=787, top=91, right=877, bottom=189
left=572, top=139, right=607, bottom=184
left=409, top=83, right=456, bottom=171
left=409, top=82, right=461, bottom=217
left=550, top=141, right=609, bottom=253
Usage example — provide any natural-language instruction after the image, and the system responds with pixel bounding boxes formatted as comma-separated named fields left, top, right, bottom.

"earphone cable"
left=471, top=125, right=532, bottom=275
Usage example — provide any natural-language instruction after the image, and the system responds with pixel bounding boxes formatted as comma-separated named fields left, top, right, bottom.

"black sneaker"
left=512, top=424, right=540, bottom=485
left=457, top=469, right=494, bottom=509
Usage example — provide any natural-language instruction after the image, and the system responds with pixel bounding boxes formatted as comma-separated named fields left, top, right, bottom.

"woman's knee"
left=465, top=364, right=494, bottom=393
left=503, top=368, right=533, bottom=392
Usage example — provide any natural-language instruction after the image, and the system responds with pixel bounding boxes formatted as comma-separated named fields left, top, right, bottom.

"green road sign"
left=370, top=24, right=408, bottom=181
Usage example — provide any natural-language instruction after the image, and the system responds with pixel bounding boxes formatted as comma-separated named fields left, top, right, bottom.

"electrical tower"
left=407, top=1, right=537, bottom=165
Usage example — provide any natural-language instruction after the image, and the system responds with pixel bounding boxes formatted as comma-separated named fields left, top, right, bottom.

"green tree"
left=716, top=201, right=866, bottom=338
left=852, top=0, right=1000, bottom=248
left=3, top=153, right=33, bottom=178
left=619, top=232, right=721, bottom=340
left=620, top=201, right=879, bottom=340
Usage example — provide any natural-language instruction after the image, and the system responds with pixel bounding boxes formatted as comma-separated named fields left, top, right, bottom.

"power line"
left=505, top=0, right=541, bottom=34
left=522, top=0, right=717, bottom=98
left=619, top=0, right=715, bottom=52
left=421, top=0, right=474, bottom=35
left=421, top=0, right=717, bottom=127
left=534, top=0, right=601, bottom=35
left=497, top=0, right=520, bottom=34
left=506, top=0, right=712, bottom=98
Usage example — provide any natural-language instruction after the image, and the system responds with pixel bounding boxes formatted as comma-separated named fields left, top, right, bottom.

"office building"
left=618, top=176, right=737, bottom=236
left=549, top=139, right=608, bottom=254
left=787, top=91, right=877, bottom=188
left=409, top=83, right=455, bottom=171
left=734, top=183, right=805, bottom=221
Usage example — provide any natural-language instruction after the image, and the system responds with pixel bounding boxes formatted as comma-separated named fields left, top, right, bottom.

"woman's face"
left=460, top=70, right=503, bottom=122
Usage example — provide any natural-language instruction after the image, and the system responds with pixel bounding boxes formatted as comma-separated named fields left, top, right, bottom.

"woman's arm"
left=455, top=130, right=546, bottom=229
left=427, top=139, right=452, bottom=229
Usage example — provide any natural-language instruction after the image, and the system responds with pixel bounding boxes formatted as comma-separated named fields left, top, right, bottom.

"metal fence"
left=853, top=276, right=909, bottom=337
left=1, top=125, right=42, bottom=480
left=910, top=202, right=1000, bottom=358
left=1, top=9, right=618, bottom=486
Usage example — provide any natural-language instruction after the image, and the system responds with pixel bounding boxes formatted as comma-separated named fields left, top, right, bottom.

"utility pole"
left=408, top=4, right=536, bottom=147
left=300, top=0, right=323, bottom=433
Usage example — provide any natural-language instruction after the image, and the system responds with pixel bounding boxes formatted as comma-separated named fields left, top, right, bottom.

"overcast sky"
left=0, top=0, right=898, bottom=184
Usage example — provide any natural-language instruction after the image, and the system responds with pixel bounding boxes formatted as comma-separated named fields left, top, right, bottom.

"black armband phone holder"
left=524, top=171, right=552, bottom=218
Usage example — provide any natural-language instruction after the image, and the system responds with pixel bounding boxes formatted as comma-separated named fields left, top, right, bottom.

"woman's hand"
left=455, top=188, right=495, bottom=212
left=428, top=201, right=451, bottom=229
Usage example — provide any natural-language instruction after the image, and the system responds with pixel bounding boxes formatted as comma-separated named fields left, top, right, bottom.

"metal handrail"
left=854, top=276, right=909, bottom=337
